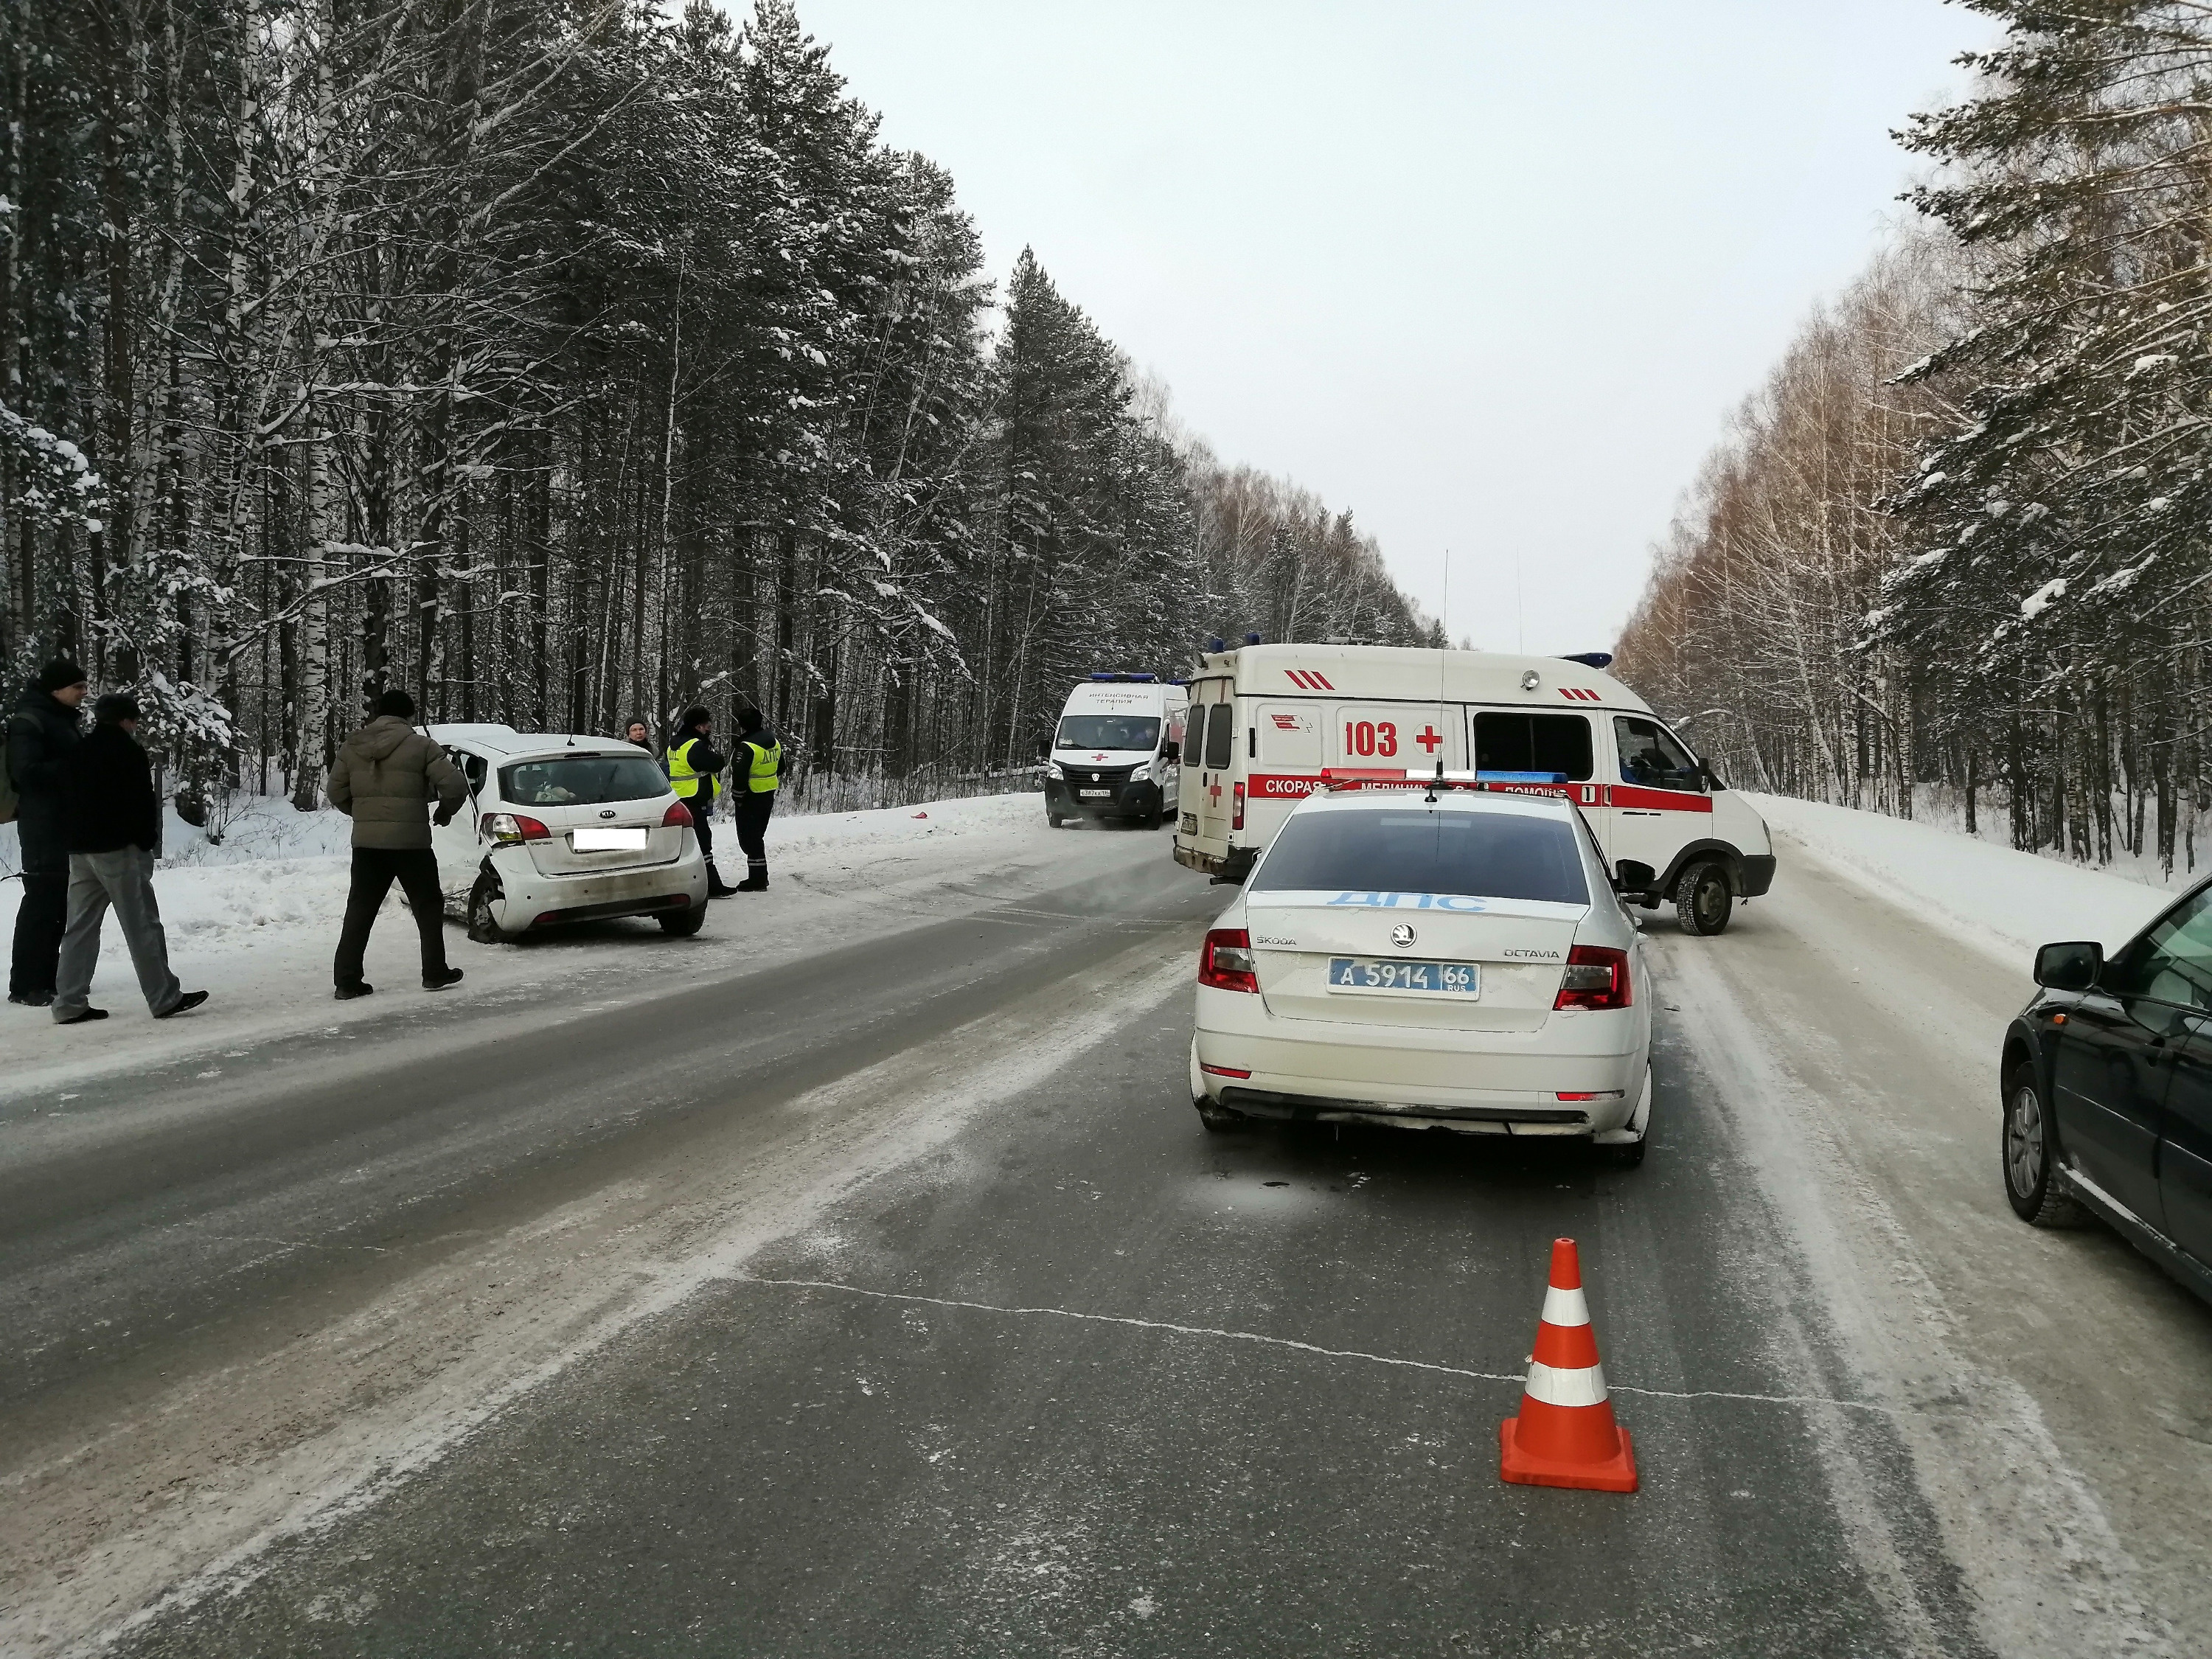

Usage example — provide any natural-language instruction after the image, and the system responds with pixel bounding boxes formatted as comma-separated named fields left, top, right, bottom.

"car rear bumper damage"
left=490, top=856, right=709, bottom=931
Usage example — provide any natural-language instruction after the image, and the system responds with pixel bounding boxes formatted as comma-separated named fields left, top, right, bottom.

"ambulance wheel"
left=1195, top=1096, right=1248, bottom=1133
left=1674, top=861, right=1733, bottom=936
left=466, top=876, right=512, bottom=946
left=1144, top=808, right=1164, bottom=831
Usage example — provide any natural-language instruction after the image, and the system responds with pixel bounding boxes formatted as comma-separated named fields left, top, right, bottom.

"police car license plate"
left=572, top=827, right=648, bottom=852
left=1327, top=958, right=1479, bottom=996
left=1078, top=788, right=1112, bottom=799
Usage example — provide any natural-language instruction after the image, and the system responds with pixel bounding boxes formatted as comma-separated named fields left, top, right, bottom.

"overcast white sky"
left=782, top=1, right=1992, bottom=654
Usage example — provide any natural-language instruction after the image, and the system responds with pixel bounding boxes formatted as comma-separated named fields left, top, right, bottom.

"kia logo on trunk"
left=1391, top=924, right=1416, bottom=949
left=599, top=809, right=616, bottom=819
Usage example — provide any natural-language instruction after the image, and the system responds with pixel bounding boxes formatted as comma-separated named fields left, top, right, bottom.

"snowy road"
left=3, top=819, right=2209, bottom=1655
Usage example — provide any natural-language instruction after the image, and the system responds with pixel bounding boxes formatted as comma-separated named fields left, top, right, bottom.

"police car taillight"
left=1200, top=928, right=1259, bottom=992
left=661, top=800, right=693, bottom=828
left=1554, top=945, right=1630, bottom=1011
left=484, top=812, right=551, bottom=844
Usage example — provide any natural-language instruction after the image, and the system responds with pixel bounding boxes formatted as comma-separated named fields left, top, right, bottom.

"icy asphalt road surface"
left=2, top=826, right=2208, bottom=1655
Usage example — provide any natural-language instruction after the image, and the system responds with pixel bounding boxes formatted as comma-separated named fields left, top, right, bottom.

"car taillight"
left=484, top=813, right=551, bottom=844
left=662, top=800, right=693, bottom=828
left=1199, top=928, right=1259, bottom=992
left=1232, top=780, right=1245, bottom=831
left=1554, top=945, right=1630, bottom=1011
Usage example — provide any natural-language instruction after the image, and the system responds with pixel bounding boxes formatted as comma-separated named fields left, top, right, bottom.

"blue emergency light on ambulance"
left=1172, top=641, right=1775, bottom=936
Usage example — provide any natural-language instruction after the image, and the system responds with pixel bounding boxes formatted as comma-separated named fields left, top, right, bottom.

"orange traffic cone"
left=1499, top=1237, right=1638, bottom=1492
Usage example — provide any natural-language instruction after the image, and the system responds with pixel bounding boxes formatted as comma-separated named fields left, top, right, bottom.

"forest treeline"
left=0, top=0, right=1436, bottom=824
left=1617, top=0, right=2212, bottom=873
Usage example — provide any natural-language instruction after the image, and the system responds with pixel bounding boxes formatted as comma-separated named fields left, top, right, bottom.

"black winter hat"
left=34, top=657, right=88, bottom=694
left=94, top=692, right=141, bottom=724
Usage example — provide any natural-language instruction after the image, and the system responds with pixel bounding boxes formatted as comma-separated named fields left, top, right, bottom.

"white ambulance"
left=1043, top=674, right=1191, bottom=830
left=1173, top=643, right=1775, bottom=934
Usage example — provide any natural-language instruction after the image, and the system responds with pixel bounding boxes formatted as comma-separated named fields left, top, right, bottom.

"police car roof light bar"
left=1087, top=672, right=1159, bottom=681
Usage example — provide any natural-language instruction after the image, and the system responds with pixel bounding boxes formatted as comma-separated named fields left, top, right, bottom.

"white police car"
left=1189, top=782, right=1654, bottom=1163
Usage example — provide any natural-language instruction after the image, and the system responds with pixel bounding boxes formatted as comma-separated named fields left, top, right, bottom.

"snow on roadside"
left=1748, top=791, right=2175, bottom=967
left=0, top=790, right=1065, bottom=1089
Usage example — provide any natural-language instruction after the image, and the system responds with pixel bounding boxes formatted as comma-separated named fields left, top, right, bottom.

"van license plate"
left=1180, top=813, right=1197, bottom=835
left=1078, top=788, right=1111, bottom=799
left=1327, top=958, right=1479, bottom=996
left=572, top=827, right=648, bottom=852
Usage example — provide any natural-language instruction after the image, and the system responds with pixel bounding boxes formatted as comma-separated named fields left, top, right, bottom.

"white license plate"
left=1326, top=957, right=1480, bottom=997
left=571, top=827, right=648, bottom=852
left=1180, top=813, right=1197, bottom=835
left=1078, top=788, right=1112, bottom=799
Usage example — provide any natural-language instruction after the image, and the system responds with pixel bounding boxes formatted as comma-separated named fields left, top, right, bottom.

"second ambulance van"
left=1173, top=643, right=1774, bottom=935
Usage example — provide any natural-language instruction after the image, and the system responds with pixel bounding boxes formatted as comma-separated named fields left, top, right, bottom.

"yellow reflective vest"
left=740, top=735, right=781, bottom=794
left=666, top=737, right=720, bottom=804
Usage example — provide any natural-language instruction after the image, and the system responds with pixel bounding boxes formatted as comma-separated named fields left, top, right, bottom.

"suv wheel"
left=2003, top=1062, right=2084, bottom=1226
left=466, top=875, right=512, bottom=946
left=1194, top=1096, right=1247, bottom=1134
left=1674, top=861, right=1733, bottom=936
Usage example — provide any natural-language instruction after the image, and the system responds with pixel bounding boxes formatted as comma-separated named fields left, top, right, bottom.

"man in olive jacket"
left=327, top=688, right=467, bottom=998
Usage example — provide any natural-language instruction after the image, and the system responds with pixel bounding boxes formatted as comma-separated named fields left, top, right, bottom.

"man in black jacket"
left=7, top=658, right=88, bottom=1006
left=51, top=694, right=206, bottom=1024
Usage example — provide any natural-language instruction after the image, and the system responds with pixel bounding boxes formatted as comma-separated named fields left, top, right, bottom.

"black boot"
left=737, top=864, right=768, bottom=892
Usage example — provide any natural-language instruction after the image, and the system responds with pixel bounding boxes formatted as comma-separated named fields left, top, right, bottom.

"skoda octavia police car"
left=1189, top=783, right=1653, bottom=1162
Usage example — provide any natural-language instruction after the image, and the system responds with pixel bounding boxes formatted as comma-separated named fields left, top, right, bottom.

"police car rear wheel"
left=1674, top=861, right=1733, bottom=936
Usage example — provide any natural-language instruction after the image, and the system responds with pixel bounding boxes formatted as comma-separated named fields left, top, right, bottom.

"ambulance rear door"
left=1186, top=685, right=1236, bottom=849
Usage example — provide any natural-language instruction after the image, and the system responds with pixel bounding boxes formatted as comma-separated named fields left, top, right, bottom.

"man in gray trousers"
left=52, top=694, right=208, bottom=1024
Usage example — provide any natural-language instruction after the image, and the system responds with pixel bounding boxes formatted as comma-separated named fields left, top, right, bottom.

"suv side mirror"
left=1161, top=740, right=1180, bottom=765
left=2034, top=941, right=2101, bottom=992
left=1611, top=859, right=1656, bottom=894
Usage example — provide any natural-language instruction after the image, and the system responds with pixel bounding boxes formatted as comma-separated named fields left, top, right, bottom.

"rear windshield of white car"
left=1251, top=809, right=1589, bottom=905
left=1057, top=715, right=1160, bottom=751
left=501, top=754, right=669, bottom=807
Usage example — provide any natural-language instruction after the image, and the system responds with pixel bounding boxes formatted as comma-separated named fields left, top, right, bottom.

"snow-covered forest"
left=0, top=0, right=1436, bottom=819
left=1617, top=1, right=2212, bottom=874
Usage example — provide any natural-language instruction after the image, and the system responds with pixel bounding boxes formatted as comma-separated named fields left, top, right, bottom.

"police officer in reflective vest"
left=731, top=706, right=782, bottom=892
left=666, top=706, right=740, bottom=899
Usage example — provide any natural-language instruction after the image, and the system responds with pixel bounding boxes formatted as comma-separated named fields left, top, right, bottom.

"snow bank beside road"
left=0, top=789, right=1068, bottom=1092
left=1748, top=792, right=2175, bottom=967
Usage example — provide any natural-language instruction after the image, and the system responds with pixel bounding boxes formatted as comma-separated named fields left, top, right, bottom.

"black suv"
left=2002, top=878, right=2212, bottom=1304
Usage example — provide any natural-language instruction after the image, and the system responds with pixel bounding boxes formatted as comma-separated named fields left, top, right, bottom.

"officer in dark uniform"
left=665, top=706, right=739, bottom=898
left=731, top=706, right=782, bottom=892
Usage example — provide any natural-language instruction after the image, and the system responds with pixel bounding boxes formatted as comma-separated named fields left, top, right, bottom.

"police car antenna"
left=1428, top=549, right=1450, bottom=804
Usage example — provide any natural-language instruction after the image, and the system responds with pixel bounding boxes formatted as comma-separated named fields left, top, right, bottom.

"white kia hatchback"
left=1189, top=785, right=1653, bottom=1163
left=425, top=725, right=711, bottom=942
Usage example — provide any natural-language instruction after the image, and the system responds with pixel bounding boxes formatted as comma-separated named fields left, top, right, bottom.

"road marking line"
left=733, top=1276, right=1910, bottom=1415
